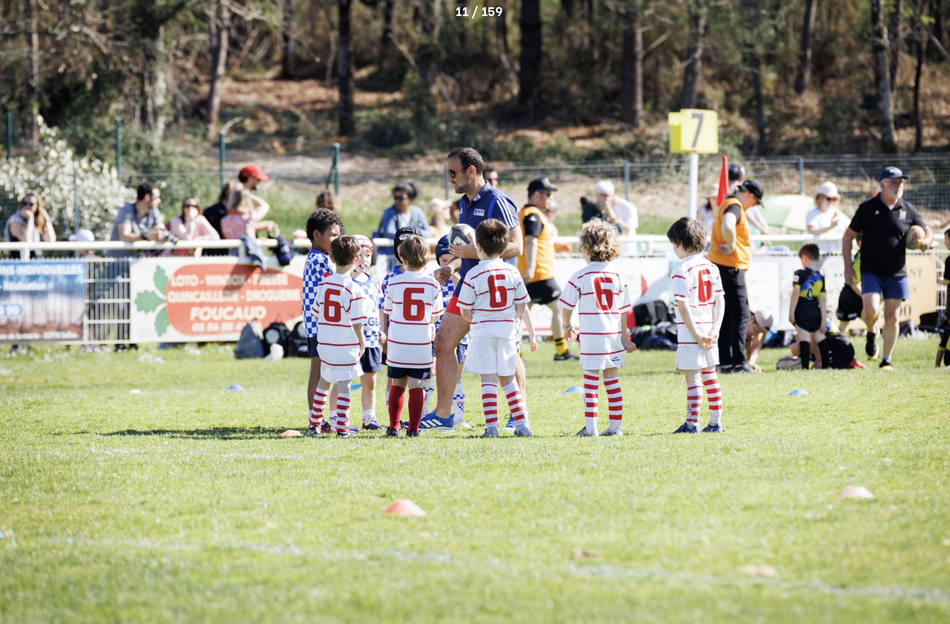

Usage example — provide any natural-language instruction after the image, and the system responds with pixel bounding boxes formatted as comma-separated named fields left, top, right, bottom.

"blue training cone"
left=564, top=385, right=584, bottom=394
left=351, top=383, right=362, bottom=390
left=227, top=384, right=245, bottom=392
left=788, top=389, right=809, bottom=397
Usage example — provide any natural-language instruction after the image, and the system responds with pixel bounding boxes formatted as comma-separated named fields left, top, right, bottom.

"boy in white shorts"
left=456, top=219, right=534, bottom=438
left=308, top=236, right=367, bottom=437
left=559, top=220, right=636, bottom=437
left=667, top=217, right=726, bottom=434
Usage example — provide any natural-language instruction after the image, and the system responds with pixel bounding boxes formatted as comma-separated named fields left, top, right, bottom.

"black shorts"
left=526, top=278, right=562, bottom=305
left=432, top=340, right=468, bottom=363
left=836, top=285, right=863, bottom=321
left=387, top=365, right=432, bottom=380
left=795, top=306, right=822, bottom=333
left=308, top=336, right=320, bottom=358
left=361, top=346, right=382, bottom=373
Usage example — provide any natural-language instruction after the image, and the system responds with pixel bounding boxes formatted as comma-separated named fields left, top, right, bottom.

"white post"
left=687, top=151, right=699, bottom=220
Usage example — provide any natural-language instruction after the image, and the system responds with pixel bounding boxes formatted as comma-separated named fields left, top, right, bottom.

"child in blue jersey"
left=304, top=209, right=344, bottom=434
left=789, top=243, right=827, bottom=370
left=351, top=235, right=386, bottom=430
left=434, top=235, right=471, bottom=428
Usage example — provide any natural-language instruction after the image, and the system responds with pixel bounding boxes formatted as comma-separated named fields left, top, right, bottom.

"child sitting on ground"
left=789, top=243, right=827, bottom=370
left=309, top=236, right=366, bottom=437
left=382, top=236, right=444, bottom=437
left=667, top=217, right=726, bottom=434
left=558, top=220, right=636, bottom=437
left=456, top=219, right=534, bottom=438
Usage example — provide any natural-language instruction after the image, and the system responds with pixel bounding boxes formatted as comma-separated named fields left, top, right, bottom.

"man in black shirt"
left=842, top=166, right=934, bottom=369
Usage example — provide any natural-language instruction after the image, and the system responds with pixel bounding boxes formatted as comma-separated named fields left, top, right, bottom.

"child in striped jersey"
left=308, top=236, right=367, bottom=437
left=351, top=235, right=386, bottom=430
left=456, top=219, right=534, bottom=438
left=383, top=236, right=444, bottom=437
left=559, top=221, right=636, bottom=437
left=667, top=217, right=726, bottom=434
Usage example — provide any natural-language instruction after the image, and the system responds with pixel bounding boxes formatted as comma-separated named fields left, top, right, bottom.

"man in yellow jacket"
left=706, top=179, right=764, bottom=373
left=518, top=177, right=578, bottom=361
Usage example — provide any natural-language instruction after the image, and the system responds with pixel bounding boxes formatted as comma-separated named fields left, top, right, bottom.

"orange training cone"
left=384, top=499, right=427, bottom=516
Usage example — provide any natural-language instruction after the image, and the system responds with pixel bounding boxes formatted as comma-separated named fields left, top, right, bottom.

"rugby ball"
left=905, top=225, right=925, bottom=250
left=449, top=223, right=476, bottom=247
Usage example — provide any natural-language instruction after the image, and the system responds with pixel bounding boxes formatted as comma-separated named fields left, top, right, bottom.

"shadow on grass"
left=102, top=427, right=299, bottom=440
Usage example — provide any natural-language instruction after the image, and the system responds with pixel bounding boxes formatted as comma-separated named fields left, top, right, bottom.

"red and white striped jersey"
left=670, top=253, right=723, bottom=345
left=559, top=262, right=633, bottom=359
left=311, top=272, right=366, bottom=370
left=456, top=258, right=529, bottom=340
left=383, top=270, right=444, bottom=368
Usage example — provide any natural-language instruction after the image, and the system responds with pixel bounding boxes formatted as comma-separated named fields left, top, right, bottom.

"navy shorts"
left=794, top=306, right=822, bottom=333
left=387, top=365, right=432, bottom=380
left=862, top=273, right=910, bottom=301
left=361, top=346, right=382, bottom=373
left=433, top=341, right=468, bottom=363
left=308, top=336, right=320, bottom=358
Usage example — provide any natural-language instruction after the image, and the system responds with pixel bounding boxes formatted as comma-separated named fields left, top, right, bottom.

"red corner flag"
left=716, top=154, right=729, bottom=207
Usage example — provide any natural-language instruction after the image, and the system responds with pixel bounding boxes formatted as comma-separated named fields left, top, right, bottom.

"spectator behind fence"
left=108, top=181, right=167, bottom=257
left=238, top=163, right=270, bottom=191
left=316, top=189, right=341, bottom=212
left=203, top=180, right=242, bottom=245
left=374, top=180, right=430, bottom=268
left=6, top=192, right=56, bottom=259
left=806, top=181, right=847, bottom=254
left=427, top=198, right=452, bottom=239
left=220, top=187, right=276, bottom=240
left=168, top=196, right=220, bottom=256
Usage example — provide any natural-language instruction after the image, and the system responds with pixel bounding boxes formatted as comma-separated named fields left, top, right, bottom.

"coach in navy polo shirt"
left=842, top=166, right=933, bottom=370
left=431, top=147, right=525, bottom=428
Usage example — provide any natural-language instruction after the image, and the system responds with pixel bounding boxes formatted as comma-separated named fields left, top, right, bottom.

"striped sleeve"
left=513, top=273, right=529, bottom=304
left=456, top=279, right=475, bottom=310
left=493, top=194, right=520, bottom=229
left=559, top=275, right=580, bottom=309
left=671, top=268, right=689, bottom=300
left=350, top=288, right=367, bottom=324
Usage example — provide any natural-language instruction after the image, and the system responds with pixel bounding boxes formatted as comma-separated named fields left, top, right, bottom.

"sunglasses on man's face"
left=393, top=195, right=409, bottom=201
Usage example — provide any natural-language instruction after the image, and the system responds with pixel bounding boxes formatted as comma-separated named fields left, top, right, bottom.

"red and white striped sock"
left=481, top=383, right=499, bottom=429
left=309, top=387, right=328, bottom=429
left=686, top=384, right=702, bottom=427
left=502, top=382, right=527, bottom=428
left=335, top=387, right=351, bottom=434
left=583, top=372, right=600, bottom=434
left=702, top=370, right=723, bottom=426
left=604, top=376, right=623, bottom=432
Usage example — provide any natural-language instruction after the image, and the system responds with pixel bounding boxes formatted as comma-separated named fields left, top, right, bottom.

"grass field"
left=2, top=338, right=949, bottom=623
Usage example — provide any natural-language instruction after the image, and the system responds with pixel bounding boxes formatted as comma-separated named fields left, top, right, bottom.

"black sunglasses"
left=183, top=203, right=199, bottom=208
left=393, top=195, right=409, bottom=201
left=22, top=200, right=36, bottom=206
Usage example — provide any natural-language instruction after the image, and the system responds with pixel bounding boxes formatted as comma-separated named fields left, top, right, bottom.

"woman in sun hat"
left=806, top=181, right=847, bottom=254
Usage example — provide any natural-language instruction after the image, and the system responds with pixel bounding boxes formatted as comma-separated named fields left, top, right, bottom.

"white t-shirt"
left=671, top=254, right=724, bottom=346
left=456, top=258, right=529, bottom=340
left=806, top=207, right=847, bottom=253
left=383, top=270, right=444, bottom=368
left=312, top=272, right=366, bottom=371
left=558, top=261, right=633, bottom=359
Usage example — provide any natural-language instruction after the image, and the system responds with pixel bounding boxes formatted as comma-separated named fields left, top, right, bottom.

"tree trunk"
left=562, top=0, right=574, bottom=17
left=24, top=0, right=40, bottom=142
left=338, top=0, right=355, bottom=136
left=380, top=0, right=397, bottom=70
left=456, top=0, right=467, bottom=49
left=794, top=0, right=818, bottom=96
left=280, top=0, right=295, bottom=78
left=680, top=1, right=707, bottom=110
left=621, top=1, right=643, bottom=128
left=751, top=41, right=767, bottom=153
left=518, top=0, right=543, bottom=111
left=206, top=0, right=231, bottom=141
left=914, top=2, right=929, bottom=150
left=871, top=0, right=898, bottom=152
left=498, top=0, right=509, bottom=55
left=890, top=0, right=904, bottom=94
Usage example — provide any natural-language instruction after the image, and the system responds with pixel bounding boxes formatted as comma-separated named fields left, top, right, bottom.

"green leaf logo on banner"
left=134, top=266, right=169, bottom=337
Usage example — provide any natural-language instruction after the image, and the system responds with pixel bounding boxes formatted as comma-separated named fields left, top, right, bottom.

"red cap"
left=239, top=163, right=270, bottom=182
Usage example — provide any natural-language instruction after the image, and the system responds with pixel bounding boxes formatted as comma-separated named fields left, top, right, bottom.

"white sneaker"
left=600, top=428, right=623, bottom=437
left=454, top=418, right=473, bottom=429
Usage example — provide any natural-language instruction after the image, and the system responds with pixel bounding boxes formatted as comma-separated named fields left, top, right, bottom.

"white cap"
left=595, top=181, right=615, bottom=196
left=68, top=228, right=95, bottom=243
left=753, top=310, right=774, bottom=330
left=816, top=181, right=840, bottom=199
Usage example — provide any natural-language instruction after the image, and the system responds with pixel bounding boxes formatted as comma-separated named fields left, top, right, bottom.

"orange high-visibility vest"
left=707, top=197, right=751, bottom=270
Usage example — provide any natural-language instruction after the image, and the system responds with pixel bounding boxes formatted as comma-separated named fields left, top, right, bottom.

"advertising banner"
left=130, top=257, right=305, bottom=342
left=0, top=261, right=85, bottom=343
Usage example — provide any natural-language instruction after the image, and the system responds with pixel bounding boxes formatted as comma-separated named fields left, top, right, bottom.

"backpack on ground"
left=289, top=321, right=310, bottom=358
left=235, top=322, right=265, bottom=359
left=263, top=321, right=292, bottom=353
left=633, top=300, right=671, bottom=327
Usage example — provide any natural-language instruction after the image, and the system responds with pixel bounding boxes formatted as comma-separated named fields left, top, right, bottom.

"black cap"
left=394, top=225, right=423, bottom=257
left=880, top=166, right=910, bottom=182
left=728, top=165, right=746, bottom=182
left=527, top=177, right=558, bottom=195
left=434, top=235, right=451, bottom=261
left=740, top=179, right=764, bottom=201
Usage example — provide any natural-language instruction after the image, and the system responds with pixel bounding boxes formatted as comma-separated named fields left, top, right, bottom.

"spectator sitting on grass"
left=220, top=187, right=276, bottom=240
left=168, top=196, right=220, bottom=256
left=6, top=192, right=55, bottom=259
